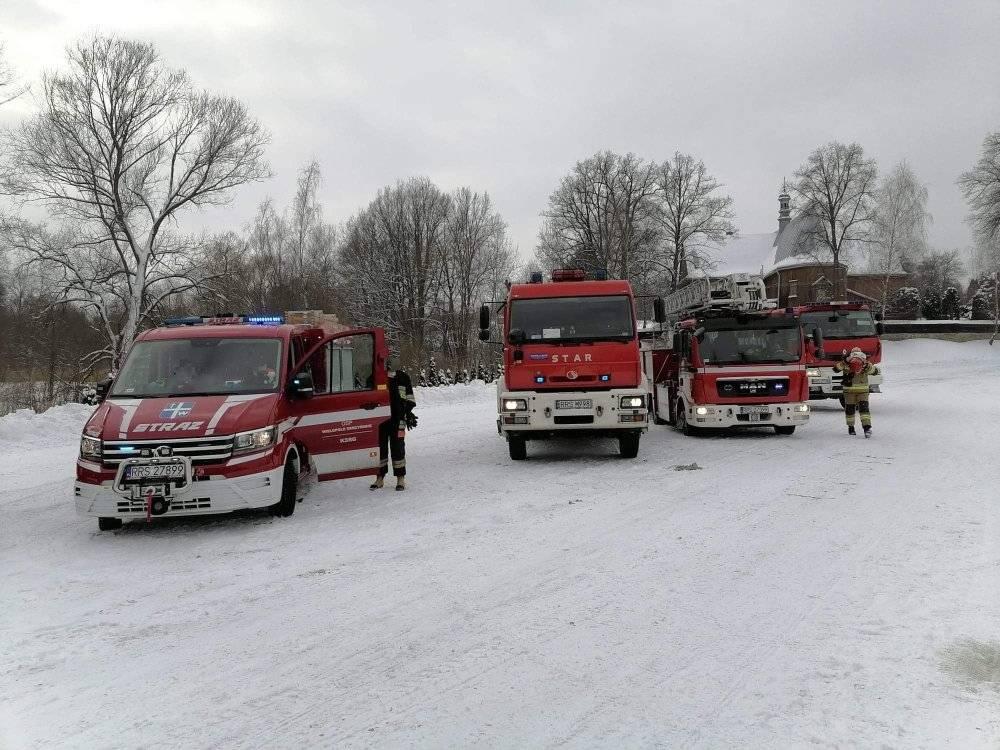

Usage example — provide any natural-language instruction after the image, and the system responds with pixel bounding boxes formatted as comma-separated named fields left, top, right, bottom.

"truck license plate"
left=555, top=399, right=592, bottom=410
left=124, top=464, right=185, bottom=481
left=740, top=405, right=770, bottom=415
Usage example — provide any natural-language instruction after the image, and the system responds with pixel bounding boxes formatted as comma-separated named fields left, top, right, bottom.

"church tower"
left=778, top=181, right=791, bottom=235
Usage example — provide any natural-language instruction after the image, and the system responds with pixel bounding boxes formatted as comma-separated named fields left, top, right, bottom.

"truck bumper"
left=498, top=388, right=648, bottom=438
left=74, top=465, right=285, bottom=519
left=688, top=401, right=811, bottom=428
left=807, top=367, right=882, bottom=398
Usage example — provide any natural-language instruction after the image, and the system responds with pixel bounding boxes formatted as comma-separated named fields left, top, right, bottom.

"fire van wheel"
left=618, top=432, right=640, bottom=458
left=270, top=459, right=298, bottom=517
left=508, top=436, right=527, bottom=461
left=98, top=517, right=122, bottom=531
left=774, top=425, right=796, bottom=436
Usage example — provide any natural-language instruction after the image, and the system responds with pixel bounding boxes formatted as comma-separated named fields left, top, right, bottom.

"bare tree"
left=339, top=177, right=451, bottom=362
left=959, top=131, right=1000, bottom=244
left=0, top=36, right=269, bottom=367
left=438, top=187, right=517, bottom=361
left=0, top=42, right=28, bottom=106
left=655, top=152, right=736, bottom=291
left=536, top=151, right=660, bottom=283
left=791, top=142, right=878, bottom=298
left=869, top=161, right=931, bottom=312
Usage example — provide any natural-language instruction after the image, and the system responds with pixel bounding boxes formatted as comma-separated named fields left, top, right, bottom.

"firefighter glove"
left=405, top=412, right=418, bottom=430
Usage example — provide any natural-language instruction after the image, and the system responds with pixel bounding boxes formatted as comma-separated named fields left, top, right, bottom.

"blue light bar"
left=245, top=315, right=285, bottom=325
left=164, top=316, right=205, bottom=326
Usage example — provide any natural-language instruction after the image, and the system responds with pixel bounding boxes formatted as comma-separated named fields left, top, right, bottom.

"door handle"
left=361, top=401, right=379, bottom=410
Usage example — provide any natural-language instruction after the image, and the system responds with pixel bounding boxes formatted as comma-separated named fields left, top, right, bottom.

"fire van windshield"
left=510, top=295, right=634, bottom=343
left=698, top=326, right=801, bottom=365
left=109, top=338, right=283, bottom=398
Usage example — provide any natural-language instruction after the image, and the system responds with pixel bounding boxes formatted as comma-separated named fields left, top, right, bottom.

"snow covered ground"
left=2, top=339, right=1000, bottom=749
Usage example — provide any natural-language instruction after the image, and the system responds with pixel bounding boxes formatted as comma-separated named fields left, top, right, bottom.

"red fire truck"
left=644, top=274, right=817, bottom=435
left=788, top=302, right=884, bottom=402
left=75, top=315, right=391, bottom=530
left=479, top=269, right=649, bottom=460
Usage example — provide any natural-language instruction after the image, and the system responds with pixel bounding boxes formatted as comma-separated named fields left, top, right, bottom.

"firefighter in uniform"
left=371, top=355, right=417, bottom=491
left=834, top=347, right=879, bottom=437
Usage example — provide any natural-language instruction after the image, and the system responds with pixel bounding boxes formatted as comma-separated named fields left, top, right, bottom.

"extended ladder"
left=661, top=273, right=776, bottom=320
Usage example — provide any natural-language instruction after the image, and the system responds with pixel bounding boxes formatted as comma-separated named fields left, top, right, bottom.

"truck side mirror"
left=653, top=297, right=666, bottom=324
left=812, top=327, right=825, bottom=358
left=671, top=332, right=681, bottom=351
left=95, top=376, right=112, bottom=404
left=478, top=329, right=490, bottom=342
left=874, top=311, right=884, bottom=322
left=289, top=371, right=315, bottom=398
left=875, top=322, right=884, bottom=336
left=508, top=328, right=526, bottom=346
left=479, top=304, right=490, bottom=331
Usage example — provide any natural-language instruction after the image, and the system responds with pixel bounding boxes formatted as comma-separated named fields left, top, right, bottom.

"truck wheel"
left=618, top=432, right=640, bottom=458
left=270, top=459, right=298, bottom=517
left=508, top=436, right=527, bottom=461
left=774, top=425, right=796, bottom=435
left=98, top=517, right=122, bottom=531
left=675, top=400, right=700, bottom=436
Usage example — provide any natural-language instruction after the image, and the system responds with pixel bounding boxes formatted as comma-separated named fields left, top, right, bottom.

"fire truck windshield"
left=110, top=338, right=283, bottom=397
left=698, top=325, right=801, bottom=365
left=509, top=295, right=633, bottom=342
left=800, top=310, right=876, bottom=339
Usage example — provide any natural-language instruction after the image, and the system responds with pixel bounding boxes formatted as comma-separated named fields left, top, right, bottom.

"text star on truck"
left=478, top=269, right=649, bottom=460
left=75, top=315, right=391, bottom=531
left=644, top=274, right=817, bottom=435
left=789, top=302, right=884, bottom=402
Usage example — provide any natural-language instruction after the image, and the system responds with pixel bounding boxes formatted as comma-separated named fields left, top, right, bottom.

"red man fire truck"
left=788, top=302, right=884, bottom=402
left=75, top=315, right=391, bottom=530
left=479, top=269, right=649, bottom=460
left=644, top=274, right=818, bottom=435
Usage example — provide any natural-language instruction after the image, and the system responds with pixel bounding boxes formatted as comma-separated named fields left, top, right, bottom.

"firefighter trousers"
left=377, top=420, right=406, bottom=478
left=843, top=390, right=872, bottom=428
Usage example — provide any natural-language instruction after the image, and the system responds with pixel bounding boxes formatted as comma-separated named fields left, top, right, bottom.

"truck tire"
left=508, top=436, right=527, bottom=461
left=98, top=517, right=122, bottom=531
left=618, top=432, right=640, bottom=458
left=270, top=459, right=298, bottom=517
left=675, top=400, right=700, bottom=436
left=774, top=425, right=796, bottom=435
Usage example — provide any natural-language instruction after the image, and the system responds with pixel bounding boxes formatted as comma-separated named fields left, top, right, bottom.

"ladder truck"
left=643, top=274, right=820, bottom=435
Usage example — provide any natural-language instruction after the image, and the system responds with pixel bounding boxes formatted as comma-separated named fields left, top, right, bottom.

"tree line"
left=3, top=35, right=1000, bottom=415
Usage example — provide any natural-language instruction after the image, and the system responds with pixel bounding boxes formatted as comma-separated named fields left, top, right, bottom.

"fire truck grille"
left=102, top=436, right=235, bottom=468
left=716, top=378, right=790, bottom=398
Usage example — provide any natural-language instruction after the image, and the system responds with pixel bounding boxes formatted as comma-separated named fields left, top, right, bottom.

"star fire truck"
left=643, top=274, right=820, bottom=435
left=479, top=269, right=649, bottom=460
left=75, top=314, right=391, bottom=530
left=783, top=302, right=884, bottom=402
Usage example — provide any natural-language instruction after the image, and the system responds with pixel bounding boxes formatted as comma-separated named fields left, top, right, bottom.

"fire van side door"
left=289, top=328, right=390, bottom=481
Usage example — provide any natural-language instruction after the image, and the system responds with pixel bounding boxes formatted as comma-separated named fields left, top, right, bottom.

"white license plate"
left=748, top=413, right=768, bottom=423
left=124, top=464, right=185, bottom=481
left=555, top=399, right=592, bottom=410
left=740, top=405, right=770, bottom=414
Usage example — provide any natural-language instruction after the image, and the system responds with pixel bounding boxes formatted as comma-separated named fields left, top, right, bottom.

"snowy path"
left=2, top=340, right=1000, bottom=748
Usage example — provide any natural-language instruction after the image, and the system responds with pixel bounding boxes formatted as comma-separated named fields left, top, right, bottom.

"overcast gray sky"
left=3, top=0, right=999, bottom=264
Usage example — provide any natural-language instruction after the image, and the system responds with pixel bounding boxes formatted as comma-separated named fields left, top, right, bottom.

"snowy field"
left=2, top=339, right=1000, bottom=749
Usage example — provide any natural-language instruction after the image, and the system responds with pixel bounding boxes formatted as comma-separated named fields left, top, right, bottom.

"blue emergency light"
left=600, top=374, right=610, bottom=382
left=246, top=315, right=285, bottom=325
left=535, top=376, right=545, bottom=384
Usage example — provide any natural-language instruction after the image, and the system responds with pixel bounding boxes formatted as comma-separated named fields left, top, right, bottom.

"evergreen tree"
left=941, top=287, right=961, bottom=320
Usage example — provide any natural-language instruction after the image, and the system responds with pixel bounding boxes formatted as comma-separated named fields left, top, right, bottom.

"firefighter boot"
left=848, top=426, right=856, bottom=436
left=863, top=426, right=872, bottom=439
left=370, top=476, right=384, bottom=490
left=395, top=477, right=406, bottom=492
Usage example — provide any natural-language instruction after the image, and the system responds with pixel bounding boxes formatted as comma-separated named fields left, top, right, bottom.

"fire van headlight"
left=619, top=396, right=645, bottom=409
left=795, top=404, right=810, bottom=413
left=806, top=368, right=821, bottom=378
left=694, top=406, right=711, bottom=416
left=503, top=399, right=528, bottom=411
left=233, top=426, right=277, bottom=454
left=80, top=435, right=102, bottom=459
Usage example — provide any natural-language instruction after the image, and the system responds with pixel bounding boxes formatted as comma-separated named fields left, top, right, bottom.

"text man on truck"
left=479, top=269, right=649, bottom=460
